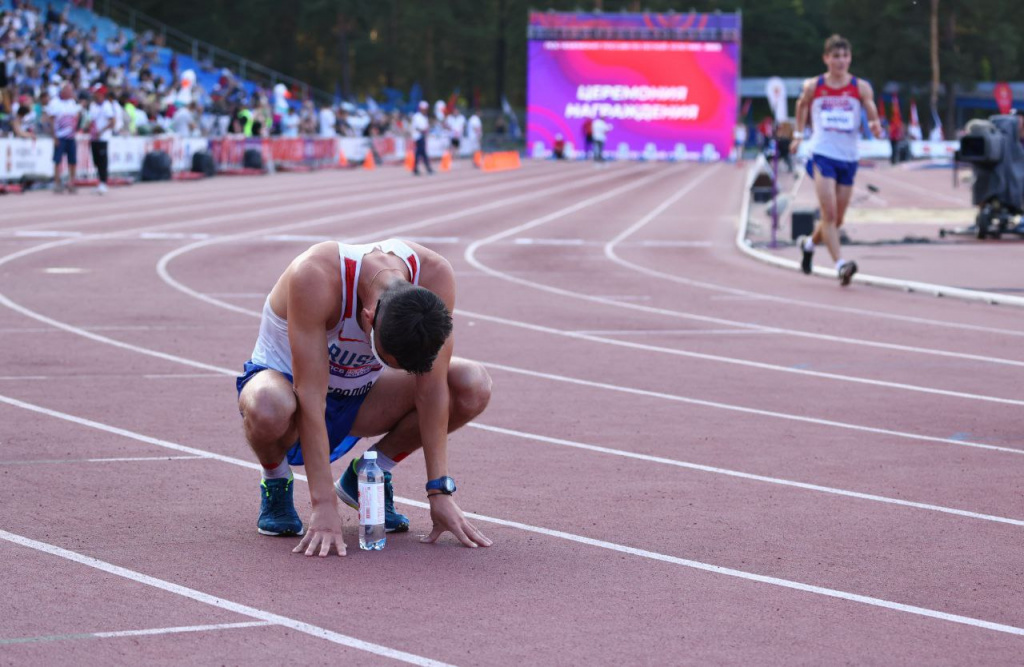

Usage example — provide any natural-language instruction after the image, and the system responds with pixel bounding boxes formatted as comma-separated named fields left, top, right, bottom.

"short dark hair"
left=824, top=34, right=851, bottom=55
left=378, top=283, right=453, bottom=374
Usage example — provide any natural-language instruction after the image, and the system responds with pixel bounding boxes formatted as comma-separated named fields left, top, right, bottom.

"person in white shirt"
left=88, top=83, right=116, bottom=194
left=591, top=114, right=612, bottom=163
left=46, top=82, right=82, bottom=193
left=445, top=107, right=466, bottom=154
left=411, top=101, right=432, bottom=175
left=467, top=109, right=482, bottom=153
left=281, top=106, right=300, bottom=138
left=171, top=102, right=197, bottom=136
left=318, top=105, right=337, bottom=138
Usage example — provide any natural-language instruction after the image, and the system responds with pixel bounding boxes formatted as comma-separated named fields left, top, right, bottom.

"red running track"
left=0, top=161, right=1021, bottom=665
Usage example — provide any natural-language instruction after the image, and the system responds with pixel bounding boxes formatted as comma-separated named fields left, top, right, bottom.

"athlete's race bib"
left=820, top=109, right=857, bottom=132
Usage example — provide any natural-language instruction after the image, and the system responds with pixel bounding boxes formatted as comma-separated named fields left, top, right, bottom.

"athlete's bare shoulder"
left=269, top=241, right=341, bottom=320
left=405, top=240, right=455, bottom=306
left=798, top=76, right=818, bottom=100
left=855, top=76, right=874, bottom=97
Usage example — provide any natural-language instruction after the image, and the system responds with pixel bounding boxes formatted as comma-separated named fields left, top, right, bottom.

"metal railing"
left=91, top=0, right=333, bottom=105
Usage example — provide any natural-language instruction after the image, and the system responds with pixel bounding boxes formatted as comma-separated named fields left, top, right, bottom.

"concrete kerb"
left=734, top=155, right=1024, bottom=308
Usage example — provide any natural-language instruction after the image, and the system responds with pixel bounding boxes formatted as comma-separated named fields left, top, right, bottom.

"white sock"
left=367, top=448, right=397, bottom=472
left=836, top=259, right=847, bottom=271
left=261, top=458, right=291, bottom=480
left=803, top=238, right=815, bottom=252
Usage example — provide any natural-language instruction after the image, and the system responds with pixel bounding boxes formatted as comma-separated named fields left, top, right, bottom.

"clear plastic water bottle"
left=358, top=452, right=386, bottom=551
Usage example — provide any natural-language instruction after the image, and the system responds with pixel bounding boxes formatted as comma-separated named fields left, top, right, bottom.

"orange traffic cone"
left=439, top=151, right=452, bottom=172
left=405, top=150, right=415, bottom=171
left=338, top=149, right=348, bottom=168
left=473, top=150, right=483, bottom=169
left=363, top=151, right=376, bottom=170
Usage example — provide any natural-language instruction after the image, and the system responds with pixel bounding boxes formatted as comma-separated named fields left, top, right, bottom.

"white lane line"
left=0, top=621, right=273, bottom=645
left=261, top=235, right=462, bottom=245
left=605, top=213, right=1024, bottom=368
left=4, top=167, right=487, bottom=234
left=2, top=280, right=1016, bottom=458
left=472, top=361, right=1024, bottom=456
left=0, top=324, right=254, bottom=334
left=457, top=309, right=1024, bottom=406
left=467, top=423, right=1024, bottom=526
left=2, top=171, right=366, bottom=225
left=43, top=267, right=87, bottom=274
left=638, top=240, right=713, bottom=247
left=14, top=231, right=83, bottom=238
left=471, top=168, right=1024, bottom=371
left=571, top=328, right=778, bottom=336
left=94, top=621, right=272, bottom=638
left=0, top=530, right=455, bottom=667
left=735, top=160, right=1024, bottom=308
left=513, top=238, right=586, bottom=245
left=5, top=159, right=560, bottom=259
left=155, top=167, right=638, bottom=318
left=0, top=456, right=206, bottom=466
left=0, top=289, right=233, bottom=375
left=416, top=501, right=1024, bottom=637
left=608, top=167, right=1024, bottom=338
left=0, top=375, right=48, bottom=381
left=511, top=238, right=713, bottom=248
left=591, top=295, right=651, bottom=301
left=3, top=394, right=1022, bottom=638
left=1, top=170, right=619, bottom=367
left=143, top=373, right=226, bottom=379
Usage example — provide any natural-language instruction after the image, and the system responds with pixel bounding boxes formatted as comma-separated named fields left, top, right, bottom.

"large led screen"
left=527, top=40, right=738, bottom=161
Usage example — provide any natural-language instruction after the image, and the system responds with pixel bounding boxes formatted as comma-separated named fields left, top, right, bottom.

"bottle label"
left=358, top=481, right=384, bottom=526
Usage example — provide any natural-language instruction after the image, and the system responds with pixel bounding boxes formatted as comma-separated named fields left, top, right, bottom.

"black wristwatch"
left=425, top=476, right=457, bottom=495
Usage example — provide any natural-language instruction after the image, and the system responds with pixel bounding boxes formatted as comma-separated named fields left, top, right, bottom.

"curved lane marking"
left=0, top=395, right=1021, bottom=639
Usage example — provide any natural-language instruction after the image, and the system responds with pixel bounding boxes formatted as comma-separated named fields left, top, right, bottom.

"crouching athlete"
left=236, top=238, right=493, bottom=556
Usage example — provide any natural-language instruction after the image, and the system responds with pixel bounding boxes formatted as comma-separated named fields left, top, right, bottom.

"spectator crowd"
left=0, top=0, right=484, bottom=147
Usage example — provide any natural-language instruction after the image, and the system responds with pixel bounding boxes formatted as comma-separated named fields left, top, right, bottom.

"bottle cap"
left=363, top=451, right=378, bottom=460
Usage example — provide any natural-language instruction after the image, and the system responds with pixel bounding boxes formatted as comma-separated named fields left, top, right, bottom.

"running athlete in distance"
left=237, top=239, right=493, bottom=556
left=792, top=34, right=883, bottom=286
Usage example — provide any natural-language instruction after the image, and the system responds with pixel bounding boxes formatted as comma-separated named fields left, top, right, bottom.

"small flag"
left=929, top=106, right=944, bottom=141
left=908, top=99, right=923, bottom=140
left=890, top=95, right=904, bottom=138
left=501, top=95, right=522, bottom=139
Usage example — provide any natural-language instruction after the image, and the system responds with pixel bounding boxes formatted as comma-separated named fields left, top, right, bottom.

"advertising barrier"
left=1, top=134, right=487, bottom=183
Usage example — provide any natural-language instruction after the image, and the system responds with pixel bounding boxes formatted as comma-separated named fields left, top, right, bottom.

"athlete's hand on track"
left=790, top=135, right=802, bottom=152
left=293, top=503, right=347, bottom=557
left=421, top=494, right=493, bottom=548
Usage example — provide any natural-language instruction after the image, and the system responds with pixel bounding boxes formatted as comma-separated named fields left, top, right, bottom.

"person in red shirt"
left=582, top=117, right=593, bottom=159
left=553, top=133, right=566, bottom=159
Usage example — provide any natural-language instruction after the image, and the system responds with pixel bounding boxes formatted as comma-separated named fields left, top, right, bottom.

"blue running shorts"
left=806, top=153, right=858, bottom=186
left=236, top=360, right=367, bottom=466
left=53, top=138, right=77, bottom=166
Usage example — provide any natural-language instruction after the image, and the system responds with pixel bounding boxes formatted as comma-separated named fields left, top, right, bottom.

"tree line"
left=133, top=0, right=1022, bottom=130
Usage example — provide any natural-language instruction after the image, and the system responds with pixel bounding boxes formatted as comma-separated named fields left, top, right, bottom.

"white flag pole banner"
left=765, top=76, right=787, bottom=122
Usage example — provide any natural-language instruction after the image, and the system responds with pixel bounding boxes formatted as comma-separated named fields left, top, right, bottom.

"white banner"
left=0, top=138, right=52, bottom=179
left=1, top=134, right=458, bottom=181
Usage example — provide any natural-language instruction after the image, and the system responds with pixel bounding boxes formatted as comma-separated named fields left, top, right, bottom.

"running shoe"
left=335, top=459, right=410, bottom=533
left=797, top=235, right=813, bottom=275
left=838, top=260, right=858, bottom=286
left=257, top=476, right=305, bottom=536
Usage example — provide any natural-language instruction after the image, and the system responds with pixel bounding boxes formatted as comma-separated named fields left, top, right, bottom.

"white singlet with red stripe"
left=251, top=239, right=422, bottom=399
left=808, top=76, right=862, bottom=162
